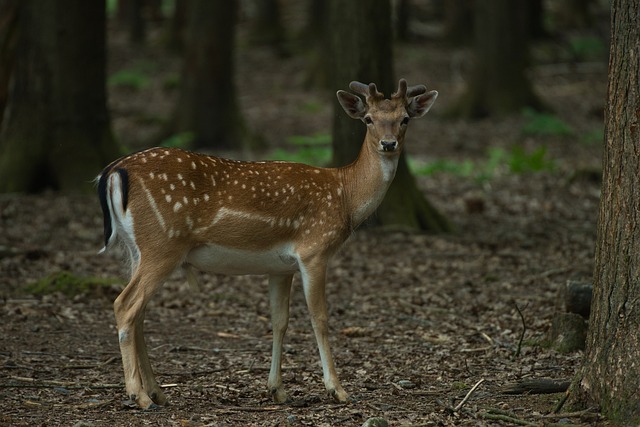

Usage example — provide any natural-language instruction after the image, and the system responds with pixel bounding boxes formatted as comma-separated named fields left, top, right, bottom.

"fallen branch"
left=454, top=378, right=485, bottom=411
left=3, top=376, right=122, bottom=389
left=501, top=378, right=570, bottom=395
left=480, top=412, right=538, bottom=426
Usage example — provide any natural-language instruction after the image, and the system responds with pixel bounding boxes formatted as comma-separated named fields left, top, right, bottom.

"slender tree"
left=247, top=0, right=288, bottom=57
left=448, top=0, right=544, bottom=118
left=0, top=0, right=119, bottom=193
left=571, top=0, right=640, bottom=423
left=444, top=0, right=474, bottom=46
left=0, top=0, right=19, bottom=125
left=172, top=0, right=251, bottom=150
left=328, top=0, right=450, bottom=231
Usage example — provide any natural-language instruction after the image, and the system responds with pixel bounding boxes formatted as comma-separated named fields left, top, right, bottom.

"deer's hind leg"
left=114, top=252, right=180, bottom=409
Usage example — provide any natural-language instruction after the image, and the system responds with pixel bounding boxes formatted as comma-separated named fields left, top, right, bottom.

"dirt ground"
left=0, top=11, right=611, bottom=427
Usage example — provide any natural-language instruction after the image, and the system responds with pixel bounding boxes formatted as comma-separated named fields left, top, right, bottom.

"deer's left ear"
left=407, top=90, right=438, bottom=118
left=337, top=90, right=366, bottom=119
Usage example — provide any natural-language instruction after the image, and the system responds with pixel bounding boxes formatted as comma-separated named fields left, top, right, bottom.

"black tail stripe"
left=117, top=168, right=129, bottom=212
left=97, top=166, right=129, bottom=249
left=97, top=170, right=112, bottom=249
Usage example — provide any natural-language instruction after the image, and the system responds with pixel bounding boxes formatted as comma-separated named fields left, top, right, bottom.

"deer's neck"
left=339, top=136, right=400, bottom=228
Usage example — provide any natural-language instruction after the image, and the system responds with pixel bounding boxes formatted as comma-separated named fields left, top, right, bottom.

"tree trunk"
left=555, top=0, right=594, bottom=30
left=0, top=0, right=19, bottom=125
left=571, top=0, right=640, bottom=423
left=117, top=0, right=146, bottom=44
left=166, top=0, right=187, bottom=52
left=172, top=0, right=250, bottom=151
left=444, top=0, right=473, bottom=46
left=0, top=0, right=119, bottom=193
left=301, top=0, right=329, bottom=88
left=329, top=0, right=450, bottom=232
left=247, top=0, right=288, bottom=57
left=448, top=0, right=544, bottom=118
left=395, top=0, right=411, bottom=42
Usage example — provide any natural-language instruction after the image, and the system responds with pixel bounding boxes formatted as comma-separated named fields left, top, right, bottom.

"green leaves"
left=411, top=145, right=555, bottom=182
left=268, top=133, right=332, bottom=166
left=521, top=108, right=573, bottom=137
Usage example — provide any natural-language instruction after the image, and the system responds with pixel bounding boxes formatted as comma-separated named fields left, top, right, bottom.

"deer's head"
left=337, top=79, right=438, bottom=154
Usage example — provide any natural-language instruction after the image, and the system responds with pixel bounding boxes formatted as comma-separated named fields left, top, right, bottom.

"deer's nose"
left=380, top=139, right=398, bottom=152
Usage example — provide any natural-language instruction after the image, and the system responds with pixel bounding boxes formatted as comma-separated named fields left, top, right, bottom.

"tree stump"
left=548, top=312, right=587, bottom=353
left=563, top=280, right=592, bottom=319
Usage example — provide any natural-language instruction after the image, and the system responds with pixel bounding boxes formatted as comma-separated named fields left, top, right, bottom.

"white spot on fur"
left=174, top=202, right=183, bottom=212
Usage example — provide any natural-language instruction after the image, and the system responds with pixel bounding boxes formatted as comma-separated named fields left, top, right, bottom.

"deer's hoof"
left=329, top=387, right=349, bottom=403
left=270, top=387, right=289, bottom=404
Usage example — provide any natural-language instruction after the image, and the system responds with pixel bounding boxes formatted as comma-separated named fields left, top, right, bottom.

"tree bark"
left=571, top=0, right=640, bottom=423
left=328, top=0, right=450, bottom=232
left=0, top=0, right=119, bottom=193
left=172, top=0, right=251, bottom=151
left=448, top=0, right=544, bottom=118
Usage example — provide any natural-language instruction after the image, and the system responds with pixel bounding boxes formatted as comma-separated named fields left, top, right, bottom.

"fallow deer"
left=97, top=79, right=438, bottom=408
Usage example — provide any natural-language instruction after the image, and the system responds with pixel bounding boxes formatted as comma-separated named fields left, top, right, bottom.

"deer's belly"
left=185, top=243, right=299, bottom=275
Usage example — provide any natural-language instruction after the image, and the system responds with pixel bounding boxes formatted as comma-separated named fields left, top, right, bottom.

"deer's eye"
left=364, top=116, right=373, bottom=125
left=401, top=116, right=410, bottom=126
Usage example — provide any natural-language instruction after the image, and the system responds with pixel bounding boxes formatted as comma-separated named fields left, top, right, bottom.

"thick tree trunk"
left=328, top=0, right=450, bottom=232
left=173, top=0, right=250, bottom=150
left=571, top=0, right=640, bottom=423
left=448, top=0, right=544, bottom=118
left=0, top=0, right=118, bottom=193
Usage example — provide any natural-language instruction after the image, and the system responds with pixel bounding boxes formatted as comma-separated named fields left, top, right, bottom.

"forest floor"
left=0, top=16, right=611, bottom=427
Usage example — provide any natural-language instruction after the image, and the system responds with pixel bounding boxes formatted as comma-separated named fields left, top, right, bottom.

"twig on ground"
left=481, top=408, right=538, bottom=426
left=480, top=412, right=538, bottom=426
left=514, top=302, right=528, bottom=358
left=553, top=389, right=570, bottom=413
left=454, top=378, right=485, bottom=412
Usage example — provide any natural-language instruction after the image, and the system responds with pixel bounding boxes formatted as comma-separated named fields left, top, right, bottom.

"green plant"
left=108, top=69, right=150, bottom=90
left=161, top=132, right=195, bottom=148
left=582, top=127, right=604, bottom=145
left=569, top=35, right=606, bottom=61
left=521, top=108, right=573, bottom=137
left=506, top=145, right=554, bottom=173
left=412, top=158, right=474, bottom=177
left=302, top=101, right=323, bottom=113
left=411, top=144, right=554, bottom=181
left=24, top=271, right=121, bottom=297
left=163, top=73, right=180, bottom=91
left=268, top=133, right=332, bottom=166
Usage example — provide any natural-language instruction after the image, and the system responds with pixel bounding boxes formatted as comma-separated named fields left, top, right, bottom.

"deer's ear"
left=336, top=90, right=366, bottom=119
left=407, top=90, right=438, bottom=118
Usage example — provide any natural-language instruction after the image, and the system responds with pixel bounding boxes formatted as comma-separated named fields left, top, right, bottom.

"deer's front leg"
left=267, top=274, right=294, bottom=403
left=299, top=258, right=348, bottom=402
